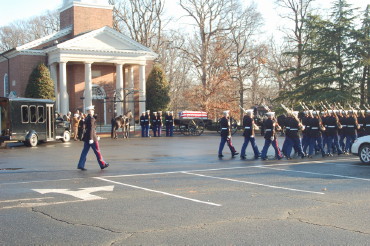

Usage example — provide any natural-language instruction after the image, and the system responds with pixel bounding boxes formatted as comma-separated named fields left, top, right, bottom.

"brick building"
left=0, top=0, right=157, bottom=124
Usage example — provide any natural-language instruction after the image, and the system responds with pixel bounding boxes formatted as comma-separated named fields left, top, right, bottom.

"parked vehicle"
left=0, top=97, right=71, bottom=147
left=174, top=111, right=212, bottom=136
left=351, top=136, right=370, bottom=164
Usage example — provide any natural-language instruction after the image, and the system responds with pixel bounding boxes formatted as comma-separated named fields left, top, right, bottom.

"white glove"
left=97, top=136, right=100, bottom=141
left=89, top=139, right=94, bottom=144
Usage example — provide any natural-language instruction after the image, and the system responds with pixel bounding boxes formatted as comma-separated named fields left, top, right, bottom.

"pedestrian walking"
left=218, top=110, right=238, bottom=158
left=240, top=109, right=260, bottom=160
left=77, top=105, right=109, bottom=171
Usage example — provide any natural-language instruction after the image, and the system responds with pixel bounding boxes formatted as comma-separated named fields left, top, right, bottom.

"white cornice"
left=59, top=2, right=113, bottom=13
left=16, top=26, right=72, bottom=51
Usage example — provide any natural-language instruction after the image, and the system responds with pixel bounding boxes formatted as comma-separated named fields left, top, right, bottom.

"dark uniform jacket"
left=156, top=115, right=162, bottom=126
left=286, top=117, right=300, bottom=138
left=82, top=114, right=98, bottom=143
left=325, top=116, right=339, bottom=136
left=165, top=115, right=174, bottom=126
left=339, top=115, right=346, bottom=135
left=365, top=115, right=370, bottom=135
left=308, top=117, right=321, bottom=138
left=140, top=115, right=145, bottom=126
left=357, top=115, right=365, bottom=135
left=263, top=118, right=276, bottom=140
left=242, top=115, right=255, bottom=137
left=345, top=116, right=357, bottom=136
left=219, top=117, right=230, bottom=138
left=144, top=114, right=150, bottom=126
left=302, top=115, right=311, bottom=135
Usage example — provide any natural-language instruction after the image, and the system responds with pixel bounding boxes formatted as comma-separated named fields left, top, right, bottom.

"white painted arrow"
left=33, top=185, right=114, bottom=201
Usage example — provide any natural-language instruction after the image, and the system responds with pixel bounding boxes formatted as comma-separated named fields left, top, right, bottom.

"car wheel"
left=26, top=133, right=38, bottom=147
left=359, top=144, right=370, bottom=164
left=62, top=131, right=71, bottom=142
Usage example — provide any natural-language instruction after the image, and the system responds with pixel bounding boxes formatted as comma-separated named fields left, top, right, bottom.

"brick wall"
left=60, top=6, right=113, bottom=36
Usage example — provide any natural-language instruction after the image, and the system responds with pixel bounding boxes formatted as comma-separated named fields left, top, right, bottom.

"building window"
left=4, top=74, right=9, bottom=97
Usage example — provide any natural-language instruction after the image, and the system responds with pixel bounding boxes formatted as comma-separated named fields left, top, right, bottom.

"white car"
left=351, top=135, right=370, bottom=164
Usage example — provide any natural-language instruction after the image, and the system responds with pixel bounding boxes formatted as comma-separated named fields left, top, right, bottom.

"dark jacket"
left=165, top=115, right=174, bottom=126
left=140, top=115, right=145, bottom=126
left=82, top=114, right=98, bottom=143
left=242, top=115, right=255, bottom=137
left=219, top=117, right=230, bottom=138
left=325, top=116, right=339, bottom=136
left=345, top=116, right=357, bottom=136
left=286, top=117, right=300, bottom=138
left=308, top=117, right=321, bottom=138
left=263, top=118, right=276, bottom=140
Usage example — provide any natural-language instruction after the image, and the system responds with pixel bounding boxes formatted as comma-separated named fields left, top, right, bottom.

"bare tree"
left=275, top=0, right=315, bottom=80
left=0, top=10, right=59, bottom=52
left=109, top=0, right=168, bottom=53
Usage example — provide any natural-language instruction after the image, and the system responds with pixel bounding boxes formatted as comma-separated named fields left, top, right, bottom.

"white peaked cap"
left=312, top=110, right=318, bottom=115
left=292, top=111, right=299, bottom=115
left=223, top=110, right=230, bottom=115
left=266, top=112, right=275, bottom=116
left=85, top=105, right=95, bottom=111
left=142, top=111, right=145, bottom=114
left=245, top=109, right=253, bottom=114
left=366, top=110, right=370, bottom=113
left=74, top=114, right=79, bottom=117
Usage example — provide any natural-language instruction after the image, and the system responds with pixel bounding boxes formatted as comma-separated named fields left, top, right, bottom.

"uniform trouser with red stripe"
left=218, top=136, right=236, bottom=155
left=261, top=138, right=282, bottom=159
left=77, top=141, right=107, bottom=169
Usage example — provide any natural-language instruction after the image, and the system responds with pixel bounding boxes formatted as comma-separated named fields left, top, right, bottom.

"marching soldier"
left=156, top=111, right=163, bottom=137
left=344, top=110, right=359, bottom=153
left=152, top=112, right=157, bottom=137
left=77, top=105, right=109, bottom=170
left=284, top=111, right=305, bottom=159
left=325, top=110, right=343, bottom=156
left=301, top=111, right=311, bottom=155
left=339, top=110, right=347, bottom=152
left=307, top=111, right=326, bottom=158
left=240, top=109, right=260, bottom=160
left=218, top=110, right=239, bottom=158
left=165, top=111, right=174, bottom=137
left=365, top=110, right=370, bottom=135
left=144, top=110, right=150, bottom=137
left=357, top=110, right=366, bottom=137
left=260, top=112, right=283, bottom=160
left=140, top=112, right=146, bottom=137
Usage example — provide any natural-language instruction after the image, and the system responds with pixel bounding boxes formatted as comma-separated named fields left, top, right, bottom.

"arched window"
left=3, top=74, right=9, bottom=97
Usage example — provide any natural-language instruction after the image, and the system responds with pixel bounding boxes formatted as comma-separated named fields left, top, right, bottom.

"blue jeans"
left=261, top=138, right=282, bottom=159
left=240, top=136, right=260, bottom=157
left=77, top=141, right=106, bottom=169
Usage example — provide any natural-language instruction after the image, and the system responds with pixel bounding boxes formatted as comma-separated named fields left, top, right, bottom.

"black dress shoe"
left=240, top=155, right=246, bottom=160
left=77, top=167, right=87, bottom=171
left=232, top=152, right=239, bottom=157
left=101, top=163, right=110, bottom=170
left=218, top=154, right=224, bottom=158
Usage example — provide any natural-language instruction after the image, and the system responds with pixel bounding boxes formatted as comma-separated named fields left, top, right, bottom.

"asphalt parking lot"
left=1, top=134, right=370, bottom=245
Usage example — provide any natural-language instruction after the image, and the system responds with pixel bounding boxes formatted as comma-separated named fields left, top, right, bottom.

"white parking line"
left=253, top=166, right=370, bottom=182
left=95, top=177, right=222, bottom=207
left=182, top=172, right=325, bottom=195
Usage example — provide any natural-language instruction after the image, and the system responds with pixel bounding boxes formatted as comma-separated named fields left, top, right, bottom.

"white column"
left=115, top=63, right=123, bottom=116
left=128, top=66, right=135, bottom=114
left=139, top=65, right=146, bottom=114
left=84, top=62, right=92, bottom=112
left=50, top=63, right=59, bottom=112
left=59, top=62, right=69, bottom=115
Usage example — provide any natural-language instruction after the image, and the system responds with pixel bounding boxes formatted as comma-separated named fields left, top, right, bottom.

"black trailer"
left=0, top=97, right=71, bottom=147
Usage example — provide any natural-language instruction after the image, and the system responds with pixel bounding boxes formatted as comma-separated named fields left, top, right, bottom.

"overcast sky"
left=0, top=0, right=368, bottom=41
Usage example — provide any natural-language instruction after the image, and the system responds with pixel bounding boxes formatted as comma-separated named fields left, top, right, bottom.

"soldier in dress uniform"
left=152, top=112, right=157, bottom=137
left=240, top=109, right=260, bottom=160
left=301, top=111, right=311, bottom=155
left=284, top=111, right=305, bottom=159
left=307, top=111, right=326, bottom=158
left=77, top=105, right=109, bottom=171
left=218, top=110, right=239, bottom=158
left=365, top=110, right=370, bottom=136
left=260, top=112, right=283, bottom=160
left=140, top=112, right=146, bottom=137
left=344, top=110, right=359, bottom=153
left=357, top=110, right=366, bottom=137
left=321, top=111, right=329, bottom=153
left=325, top=110, right=343, bottom=156
left=144, top=110, right=150, bottom=137
left=338, top=110, right=348, bottom=152
left=165, top=111, right=174, bottom=137
left=156, top=111, right=163, bottom=137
